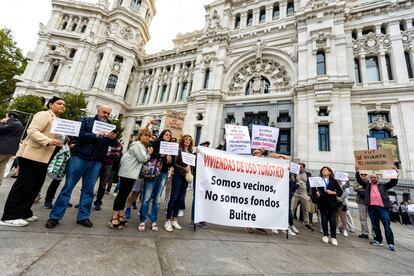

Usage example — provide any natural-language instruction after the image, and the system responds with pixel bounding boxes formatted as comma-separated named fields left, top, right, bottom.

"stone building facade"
left=14, top=0, right=414, bottom=198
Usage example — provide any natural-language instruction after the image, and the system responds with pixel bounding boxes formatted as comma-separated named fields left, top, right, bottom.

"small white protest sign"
left=335, top=172, right=349, bottom=182
left=382, top=170, right=398, bottom=179
left=368, top=137, right=377, bottom=150
left=181, top=152, right=196, bottom=166
left=225, top=124, right=251, bottom=154
left=309, top=177, right=325, bottom=188
left=92, top=120, right=116, bottom=134
left=251, top=125, right=279, bottom=151
left=51, top=118, right=82, bottom=137
left=408, top=204, right=414, bottom=213
left=159, top=141, right=179, bottom=156
left=290, top=162, right=300, bottom=175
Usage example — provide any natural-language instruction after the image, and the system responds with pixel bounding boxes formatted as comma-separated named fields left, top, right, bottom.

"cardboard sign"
left=159, top=141, right=179, bottom=156
left=251, top=125, right=279, bottom=151
left=290, top=162, right=300, bottom=175
left=335, top=172, right=349, bottom=182
left=51, top=118, right=81, bottom=137
left=271, top=153, right=291, bottom=160
left=309, top=177, right=325, bottom=188
left=92, top=120, right=116, bottom=134
left=354, top=149, right=394, bottom=170
left=225, top=124, right=251, bottom=154
left=164, top=110, right=185, bottom=140
left=181, top=152, right=196, bottom=166
left=195, top=147, right=289, bottom=229
left=382, top=170, right=398, bottom=179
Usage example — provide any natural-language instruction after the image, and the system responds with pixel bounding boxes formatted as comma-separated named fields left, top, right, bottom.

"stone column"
left=114, top=57, right=134, bottom=97
left=280, top=0, right=287, bottom=19
left=94, top=45, right=114, bottom=91
left=148, top=68, right=160, bottom=104
left=359, top=55, right=367, bottom=87
left=389, top=21, right=409, bottom=84
left=266, top=5, right=273, bottom=22
left=123, top=116, right=136, bottom=151
left=378, top=52, right=389, bottom=84
left=240, top=12, right=247, bottom=28
left=168, top=65, right=180, bottom=102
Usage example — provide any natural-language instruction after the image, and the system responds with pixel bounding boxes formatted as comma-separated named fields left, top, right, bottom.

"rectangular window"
left=179, top=82, right=188, bottom=100
left=354, top=58, right=361, bottom=83
left=48, top=64, right=59, bottom=82
left=385, top=54, right=393, bottom=80
left=124, top=84, right=129, bottom=99
left=160, top=85, right=168, bottom=102
left=246, top=10, right=253, bottom=26
left=195, top=126, right=202, bottom=146
left=405, top=51, right=413, bottom=78
left=89, top=72, right=97, bottom=88
left=234, top=14, right=241, bottom=29
left=259, top=8, right=266, bottom=23
left=366, top=56, right=381, bottom=82
left=276, top=129, right=291, bottom=155
left=287, top=1, right=294, bottom=16
left=316, top=51, right=326, bottom=75
left=318, top=125, right=330, bottom=151
left=141, top=87, right=149, bottom=104
left=106, top=74, right=118, bottom=93
left=203, top=68, right=210, bottom=89
left=273, top=4, right=280, bottom=19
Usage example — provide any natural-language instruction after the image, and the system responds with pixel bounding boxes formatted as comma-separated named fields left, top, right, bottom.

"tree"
left=0, top=28, right=28, bottom=117
left=111, top=115, right=125, bottom=140
left=9, top=95, right=45, bottom=126
left=60, top=92, right=87, bottom=121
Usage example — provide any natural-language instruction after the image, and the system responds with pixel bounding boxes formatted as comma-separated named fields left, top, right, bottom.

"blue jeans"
left=140, top=173, right=167, bottom=223
left=49, top=156, right=102, bottom=222
left=166, top=174, right=188, bottom=219
left=368, top=205, right=394, bottom=245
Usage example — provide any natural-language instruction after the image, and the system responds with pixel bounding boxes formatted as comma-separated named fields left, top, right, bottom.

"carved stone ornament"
left=159, top=70, right=173, bottom=85
left=229, top=59, right=290, bottom=95
left=254, top=39, right=265, bottom=60
left=401, top=30, right=413, bottom=50
left=353, top=33, right=391, bottom=57
left=120, top=26, right=134, bottom=40
left=140, top=74, right=154, bottom=87
left=368, top=117, right=393, bottom=131
left=111, top=61, right=122, bottom=73
left=306, top=0, right=329, bottom=9
left=49, top=42, right=68, bottom=59
left=178, top=67, right=194, bottom=82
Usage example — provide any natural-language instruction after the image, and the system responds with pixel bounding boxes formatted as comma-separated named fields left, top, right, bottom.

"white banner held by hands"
left=382, top=170, right=398, bottom=179
left=335, top=172, right=349, bottom=182
left=159, top=141, right=179, bottom=156
left=92, top=120, right=116, bottom=134
left=251, top=125, right=279, bottom=151
left=51, top=118, right=82, bottom=137
left=181, top=152, right=196, bottom=166
left=309, top=177, right=325, bottom=188
left=225, top=124, right=251, bottom=154
left=290, top=162, right=300, bottom=175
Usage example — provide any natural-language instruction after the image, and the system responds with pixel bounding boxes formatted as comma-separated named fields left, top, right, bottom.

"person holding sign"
left=109, top=128, right=152, bottom=229
left=164, top=134, right=194, bottom=232
left=291, top=163, right=314, bottom=231
left=46, top=105, right=118, bottom=229
left=138, top=129, right=173, bottom=232
left=355, top=166, right=398, bottom=251
left=1, top=97, right=66, bottom=227
left=311, top=166, right=343, bottom=246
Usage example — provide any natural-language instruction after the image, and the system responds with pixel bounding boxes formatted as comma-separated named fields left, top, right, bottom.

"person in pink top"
left=355, top=166, right=398, bottom=251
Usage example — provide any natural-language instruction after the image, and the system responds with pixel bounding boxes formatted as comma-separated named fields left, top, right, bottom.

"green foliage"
left=60, top=92, right=88, bottom=121
left=9, top=95, right=45, bottom=125
left=0, top=28, right=28, bottom=111
left=111, top=115, right=124, bottom=140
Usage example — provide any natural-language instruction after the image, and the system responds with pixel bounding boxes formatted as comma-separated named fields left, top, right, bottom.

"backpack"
left=139, top=158, right=161, bottom=180
left=47, top=144, right=71, bottom=180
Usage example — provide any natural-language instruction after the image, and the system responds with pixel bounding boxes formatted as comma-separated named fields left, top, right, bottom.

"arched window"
left=354, top=58, right=361, bottom=83
left=405, top=51, right=413, bottom=78
left=106, top=74, right=118, bottom=93
left=259, top=7, right=266, bottom=23
left=246, top=10, right=253, bottom=26
left=362, top=26, right=375, bottom=36
left=351, top=29, right=358, bottom=39
left=71, top=23, right=77, bottom=32
left=366, top=56, right=380, bottom=82
left=80, top=25, right=87, bottom=33
left=245, top=76, right=271, bottom=95
left=287, top=1, right=294, bottom=16
left=316, top=50, right=326, bottom=75
left=399, top=20, right=407, bottom=32
left=234, top=13, right=241, bottom=29
left=62, top=21, right=68, bottom=30
left=130, top=0, right=141, bottom=10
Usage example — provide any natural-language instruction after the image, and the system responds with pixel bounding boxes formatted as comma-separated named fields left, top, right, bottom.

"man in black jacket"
left=0, top=112, right=24, bottom=186
left=46, top=105, right=118, bottom=228
left=291, top=163, right=314, bottom=231
left=356, top=166, right=398, bottom=251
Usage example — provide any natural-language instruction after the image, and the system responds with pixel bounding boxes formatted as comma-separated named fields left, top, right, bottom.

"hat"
left=199, top=141, right=210, bottom=146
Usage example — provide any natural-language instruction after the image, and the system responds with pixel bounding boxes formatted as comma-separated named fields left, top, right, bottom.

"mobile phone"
left=111, top=129, right=119, bottom=134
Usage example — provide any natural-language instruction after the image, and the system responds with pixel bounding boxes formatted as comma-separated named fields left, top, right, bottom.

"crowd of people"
left=0, top=97, right=411, bottom=253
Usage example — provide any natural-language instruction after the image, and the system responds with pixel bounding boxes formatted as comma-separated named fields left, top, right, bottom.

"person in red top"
left=356, top=166, right=398, bottom=251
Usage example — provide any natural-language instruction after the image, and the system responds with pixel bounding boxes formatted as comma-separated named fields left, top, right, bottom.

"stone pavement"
left=1, top=176, right=414, bottom=276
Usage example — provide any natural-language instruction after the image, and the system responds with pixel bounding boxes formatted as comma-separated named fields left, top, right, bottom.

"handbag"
left=47, top=144, right=71, bottom=180
left=185, top=171, right=194, bottom=184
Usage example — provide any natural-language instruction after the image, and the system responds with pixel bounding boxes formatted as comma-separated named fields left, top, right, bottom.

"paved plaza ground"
left=0, top=176, right=413, bottom=276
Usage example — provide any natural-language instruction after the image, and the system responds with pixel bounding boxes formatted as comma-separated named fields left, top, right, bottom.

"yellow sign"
left=164, top=110, right=186, bottom=140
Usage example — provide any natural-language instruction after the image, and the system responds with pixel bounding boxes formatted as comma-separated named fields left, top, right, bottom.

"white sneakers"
left=322, top=236, right=329, bottom=243
left=331, top=238, right=338, bottom=246
left=171, top=220, right=182, bottom=230
left=0, top=219, right=29, bottom=227
left=321, top=236, right=338, bottom=246
left=164, top=220, right=182, bottom=232
left=177, top=210, right=184, bottom=217
left=25, top=216, right=39, bottom=222
left=271, top=229, right=279, bottom=235
left=290, top=225, right=299, bottom=234
left=164, top=221, right=173, bottom=232
left=343, top=230, right=348, bottom=237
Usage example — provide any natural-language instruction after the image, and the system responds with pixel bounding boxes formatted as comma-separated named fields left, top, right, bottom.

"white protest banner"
left=382, top=170, right=398, bottom=179
left=309, top=177, right=325, bottom=188
left=51, top=118, right=82, bottom=137
left=290, top=162, right=300, bottom=175
left=225, top=124, right=251, bottom=154
left=92, top=120, right=116, bottom=134
left=195, top=147, right=289, bottom=229
left=181, top=152, right=196, bottom=166
left=335, top=172, right=349, bottom=182
left=408, top=204, right=414, bottom=213
left=368, top=137, right=377, bottom=150
left=159, top=141, right=179, bottom=156
left=251, top=125, right=279, bottom=151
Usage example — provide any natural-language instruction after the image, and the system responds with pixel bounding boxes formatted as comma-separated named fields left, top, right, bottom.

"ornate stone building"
left=14, top=0, right=414, bottom=197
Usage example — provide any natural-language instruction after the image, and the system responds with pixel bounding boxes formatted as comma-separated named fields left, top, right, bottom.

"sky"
left=0, top=0, right=213, bottom=55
